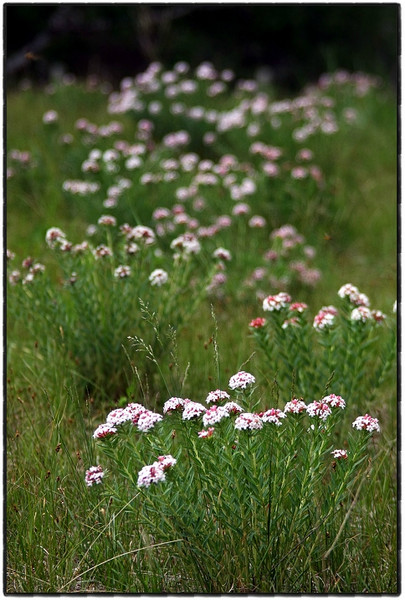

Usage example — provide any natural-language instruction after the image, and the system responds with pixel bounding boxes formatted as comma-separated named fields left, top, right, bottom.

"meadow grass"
left=6, top=67, right=397, bottom=593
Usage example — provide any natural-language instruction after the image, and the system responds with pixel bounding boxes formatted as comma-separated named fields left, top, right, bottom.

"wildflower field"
left=6, top=62, right=397, bottom=593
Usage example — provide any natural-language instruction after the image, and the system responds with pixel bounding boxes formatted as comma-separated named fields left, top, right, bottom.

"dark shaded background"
left=5, top=3, right=399, bottom=92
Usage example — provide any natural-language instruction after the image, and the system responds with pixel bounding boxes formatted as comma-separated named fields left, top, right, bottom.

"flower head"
left=260, top=408, right=286, bottom=426
left=213, top=247, right=232, bottom=261
left=198, top=427, right=215, bottom=438
left=131, top=225, right=156, bottom=245
left=223, top=401, right=243, bottom=415
left=352, top=414, right=380, bottom=433
left=371, top=310, right=386, bottom=323
left=249, top=317, right=267, bottom=329
left=137, top=464, right=166, bottom=487
left=155, top=455, right=177, bottom=471
left=323, top=394, right=346, bottom=409
left=93, top=245, right=113, bottom=259
left=313, top=309, right=335, bottom=330
left=284, top=398, right=307, bottom=414
left=98, top=215, right=117, bottom=226
left=163, top=397, right=188, bottom=414
left=235, top=412, right=263, bottom=431
left=137, top=410, right=163, bottom=432
left=306, top=401, right=332, bottom=421
left=338, top=283, right=370, bottom=307
left=289, top=302, right=308, bottom=313
left=205, top=389, right=230, bottom=404
left=282, top=317, right=300, bottom=329
left=106, top=407, right=133, bottom=426
left=263, top=292, right=291, bottom=312
left=45, top=227, right=66, bottom=249
left=85, top=465, right=105, bottom=486
left=229, top=371, right=256, bottom=391
left=351, top=306, right=372, bottom=322
left=331, top=449, right=348, bottom=460
left=114, top=265, right=131, bottom=278
left=171, top=233, right=201, bottom=255
left=203, top=405, right=229, bottom=427
left=93, top=423, right=117, bottom=439
left=149, top=268, right=168, bottom=286
left=182, top=401, right=206, bottom=420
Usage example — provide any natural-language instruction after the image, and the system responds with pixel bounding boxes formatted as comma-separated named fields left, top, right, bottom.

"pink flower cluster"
left=163, top=397, right=188, bottom=414
left=205, top=389, right=230, bottom=404
left=263, top=292, right=292, bottom=312
left=249, top=317, right=267, bottom=329
left=203, top=405, right=229, bottom=427
left=306, top=401, right=332, bottom=421
left=235, top=412, right=263, bottom=431
left=228, top=371, right=256, bottom=390
left=85, top=465, right=105, bottom=486
left=137, top=454, right=177, bottom=488
left=284, top=398, right=307, bottom=414
left=259, top=408, right=286, bottom=426
left=338, top=283, right=370, bottom=307
left=313, top=306, right=337, bottom=330
left=323, top=394, right=346, bottom=409
left=352, top=414, right=380, bottom=433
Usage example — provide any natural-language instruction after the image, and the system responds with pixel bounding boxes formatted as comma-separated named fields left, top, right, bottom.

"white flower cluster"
left=149, top=268, right=168, bottom=286
left=338, top=283, right=370, bottom=307
left=205, top=389, right=230, bottom=404
left=306, top=401, right=332, bottom=421
left=352, top=414, right=380, bottom=433
left=262, top=292, right=292, bottom=312
left=137, top=455, right=177, bottom=488
left=284, top=398, right=307, bottom=414
left=85, top=465, right=105, bottom=486
left=235, top=412, right=263, bottom=431
left=260, top=408, right=286, bottom=426
left=228, top=371, right=256, bottom=390
left=202, top=405, right=229, bottom=427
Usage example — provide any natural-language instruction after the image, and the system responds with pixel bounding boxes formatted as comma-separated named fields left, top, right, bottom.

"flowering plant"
left=7, top=220, right=216, bottom=401
left=250, top=284, right=396, bottom=412
left=86, top=362, right=380, bottom=593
